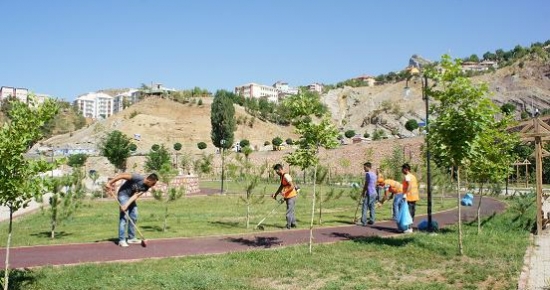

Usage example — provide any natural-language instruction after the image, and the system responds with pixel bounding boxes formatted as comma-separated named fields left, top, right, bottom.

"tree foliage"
left=0, top=97, right=59, bottom=289
left=211, top=90, right=236, bottom=149
left=405, top=119, right=419, bottom=132
left=197, top=142, right=207, bottom=150
left=344, top=130, right=355, bottom=139
left=173, top=142, right=182, bottom=151
left=145, top=144, right=171, bottom=172
left=99, top=130, right=132, bottom=172
left=67, top=153, right=88, bottom=168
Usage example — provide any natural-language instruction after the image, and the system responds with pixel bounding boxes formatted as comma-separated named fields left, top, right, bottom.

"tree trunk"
left=3, top=208, right=13, bottom=290
left=51, top=221, right=56, bottom=239
left=457, top=167, right=464, bottom=256
left=476, top=183, right=484, bottom=234
left=309, top=165, right=318, bottom=254
left=246, top=200, right=250, bottom=229
left=318, top=185, right=323, bottom=225
left=163, top=204, right=168, bottom=232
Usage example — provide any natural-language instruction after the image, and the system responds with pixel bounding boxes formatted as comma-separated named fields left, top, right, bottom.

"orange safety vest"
left=402, top=173, right=419, bottom=202
left=384, top=179, right=403, bottom=194
left=281, top=173, right=297, bottom=199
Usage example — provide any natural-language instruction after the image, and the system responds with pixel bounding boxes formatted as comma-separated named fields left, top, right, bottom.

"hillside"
left=323, top=54, right=550, bottom=135
left=34, top=96, right=299, bottom=155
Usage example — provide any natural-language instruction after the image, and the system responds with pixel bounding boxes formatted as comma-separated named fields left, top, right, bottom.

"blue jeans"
left=361, top=194, right=377, bottom=225
left=118, top=196, right=138, bottom=242
left=393, top=193, right=404, bottom=221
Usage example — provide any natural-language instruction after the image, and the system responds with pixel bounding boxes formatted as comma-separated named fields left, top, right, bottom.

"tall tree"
left=0, top=98, right=58, bottom=290
left=282, top=92, right=339, bottom=253
left=211, top=90, right=236, bottom=194
left=99, top=130, right=132, bottom=172
left=427, top=54, right=495, bottom=255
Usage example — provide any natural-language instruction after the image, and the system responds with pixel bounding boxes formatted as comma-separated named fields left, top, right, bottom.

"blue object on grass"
left=418, top=219, right=439, bottom=231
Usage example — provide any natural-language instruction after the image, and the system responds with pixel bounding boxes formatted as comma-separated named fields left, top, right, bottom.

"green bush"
left=239, top=139, right=250, bottom=148
left=129, top=143, right=137, bottom=152
left=197, top=142, right=207, bottom=150
left=264, top=141, right=270, bottom=146
left=285, top=138, right=293, bottom=145
left=344, top=130, right=355, bottom=139
left=405, top=119, right=419, bottom=132
left=272, top=137, right=283, bottom=146
left=67, top=153, right=88, bottom=168
left=151, top=144, right=160, bottom=151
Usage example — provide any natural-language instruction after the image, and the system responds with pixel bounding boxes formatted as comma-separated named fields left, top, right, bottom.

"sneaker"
left=404, top=228, right=413, bottom=234
left=291, top=224, right=297, bottom=228
left=367, top=220, right=375, bottom=225
left=119, top=240, right=129, bottom=247
left=127, top=238, right=141, bottom=244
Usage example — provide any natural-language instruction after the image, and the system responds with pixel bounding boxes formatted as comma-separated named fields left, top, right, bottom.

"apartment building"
left=0, top=86, right=29, bottom=103
left=235, top=83, right=279, bottom=102
left=308, top=83, right=324, bottom=94
left=273, top=81, right=299, bottom=97
left=113, top=89, right=138, bottom=113
left=74, top=92, right=113, bottom=119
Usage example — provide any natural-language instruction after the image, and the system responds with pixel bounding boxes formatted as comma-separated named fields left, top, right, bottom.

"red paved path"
left=0, top=196, right=505, bottom=269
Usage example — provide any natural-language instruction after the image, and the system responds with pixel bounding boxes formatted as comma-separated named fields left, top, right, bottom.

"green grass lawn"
left=0, top=182, right=455, bottom=247
left=8, top=205, right=530, bottom=290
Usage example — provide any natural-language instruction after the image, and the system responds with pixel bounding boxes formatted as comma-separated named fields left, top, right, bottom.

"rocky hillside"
left=323, top=54, right=550, bottom=137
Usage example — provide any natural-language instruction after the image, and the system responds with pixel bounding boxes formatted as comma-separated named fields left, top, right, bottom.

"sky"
left=1, top=0, right=549, bottom=101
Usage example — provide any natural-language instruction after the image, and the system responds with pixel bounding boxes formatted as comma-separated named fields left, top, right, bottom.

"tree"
left=100, top=130, right=132, bottom=172
left=197, top=142, right=207, bottom=150
left=173, top=142, right=182, bottom=169
left=151, top=144, right=160, bottom=152
left=152, top=164, right=185, bottom=232
left=405, top=119, right=419, bottom=132
left=501, top=103, right=516, bottom=115
left=211, top=90, right=236, bottom=194
left=0, top=98, right=58, bottom=290
left=282, top=93, right=339, bottom=253
left=465, top=117, right=517, bottom=233
left=145, top=144, right=171, bottom=172
left=427, top=54, right=496, bottom=255
left=239, top=139, right=250, bottom=148
left=468, top=54, right=480, bottom=63
left=272, top=136, right=283, bottom=150
left=344, top=130, right=355, bottom=139
left=44, top=170, right=85, bottom=239
left=67, top=153, right=88, bottom=168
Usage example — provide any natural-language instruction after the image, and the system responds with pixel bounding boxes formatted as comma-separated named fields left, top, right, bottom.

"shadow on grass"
left=465, top=212, right=496, bottom=227
left=140, top=225, right=164, bottom=232
left=29, top=231, right=73, bottom=239
left=225, top=236, right=281, bottom=248
left=0, top=269, right=37, bottom=290
left=208, top=221, right=240, bottom=228
left=92, top=238, right=119, bottom=245
left=329, top=232, right=415, bottom=246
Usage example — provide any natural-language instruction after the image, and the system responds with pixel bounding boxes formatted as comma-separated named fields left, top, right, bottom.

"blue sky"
left=1, top=0, right=549, bottom=101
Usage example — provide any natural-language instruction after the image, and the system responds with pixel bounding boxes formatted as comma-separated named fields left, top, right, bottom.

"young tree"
left=427, top=54, right=498, bottom=255
left=466, top=117, right=517, bottom=233
left=282, top=92, right=339, bottom=253
left=145, top=144, right=171, bottom=172
left=173, top=142, right=182, bottom=168
left=0, top=98, right=58, bottom=290
left=99, top=130, right=132, bottom=172
left=152, top=164, right=185, bottom=232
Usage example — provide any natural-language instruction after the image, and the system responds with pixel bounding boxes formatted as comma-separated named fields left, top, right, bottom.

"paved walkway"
left=0, top=196, right=506, bottom=269
left=518, top=228, right=550, bottom=290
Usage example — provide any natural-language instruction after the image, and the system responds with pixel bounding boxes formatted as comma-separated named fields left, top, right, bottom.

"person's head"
left=401, top=163, right=411, bottom=175
left=144, top=173, right=159, bottom=187
left=273, top=163, right=284, bottom=176
left=363, top=162, right=372, bottom=172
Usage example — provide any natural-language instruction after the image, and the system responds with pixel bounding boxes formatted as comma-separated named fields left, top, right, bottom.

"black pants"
left=407, top=201, right=416, bottom=221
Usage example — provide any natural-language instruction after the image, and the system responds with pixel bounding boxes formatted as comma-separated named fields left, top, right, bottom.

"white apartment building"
left=235, top=83, right=279, bottom=102
left=308, top=83, right=324, bottom=94
left=74, top=92, right=113, bottom=119
left=113, top=89, right=138, bottom=113
left=273, top=81, right=299, bottom=97
left=0, top=86, right=28, bottom=103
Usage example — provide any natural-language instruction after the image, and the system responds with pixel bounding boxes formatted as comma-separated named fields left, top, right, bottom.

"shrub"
left=405, top=119, right=419, bottom=132
left=151, top=144, right=160, bottom=151
left=239, top=139, right=250, bottom=148
left=372, top=129, right=386, bottom=141
left=173, top=142, right=182, bottom=151
left=363, top=132, right=370, bottom=138
left=197, top=142, right=207, bottom=150
left=285, top=138, right=293, bottom=145
left=264, top=141, right=271, bottom=146
left=67, top=153, right=88, bottom=168
left=129, top=110, right=140, bottom=119
left=344, top=130, right=355, bottom=139
left=129, top=143, right=137, bottom=152
left=272, top=137, right=283, bottom=146
left=197, top=99, right=203, bottom=106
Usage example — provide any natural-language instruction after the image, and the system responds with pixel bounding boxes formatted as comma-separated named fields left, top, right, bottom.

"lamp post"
left=404, top=74, right=434, bottom=232
left=220, top=139, right=226, bottom=194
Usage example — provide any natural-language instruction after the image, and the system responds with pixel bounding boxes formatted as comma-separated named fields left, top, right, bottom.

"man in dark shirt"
left=105, top=173, right=158, bottom=247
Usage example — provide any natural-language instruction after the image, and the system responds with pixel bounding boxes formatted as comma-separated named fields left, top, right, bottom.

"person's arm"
left=120, top=191, right=146, bottom=212
left=104, top=173, right=132, bottom=196
left=272, top=183, right=284, bottom=199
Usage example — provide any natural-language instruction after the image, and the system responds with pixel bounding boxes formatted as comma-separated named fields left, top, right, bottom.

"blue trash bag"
left=397, top=199, right=413, bottom=231
left=461, top=193, right=474, bottom=206
left=418, top=219, right=439, bottom=231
